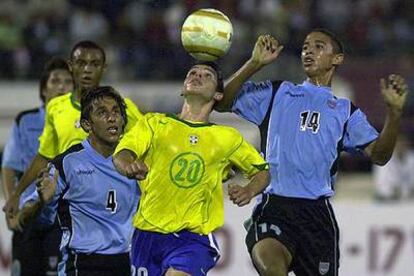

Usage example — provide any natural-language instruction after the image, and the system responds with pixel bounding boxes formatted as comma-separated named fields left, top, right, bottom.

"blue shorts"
left=131, top=229, right=220, bottom=276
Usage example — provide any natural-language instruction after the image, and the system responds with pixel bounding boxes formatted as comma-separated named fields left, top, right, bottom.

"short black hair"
left=39, top=57, right=71, bottom=103
left=80, top=86, right=127, bottom=127
left=310, top=28, right=344, bottom=54
left=192, top=61, right=224, bottom=93
left=70, top=40, right=106, bottom=63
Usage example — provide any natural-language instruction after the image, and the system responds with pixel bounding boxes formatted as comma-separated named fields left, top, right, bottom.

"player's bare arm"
left=228, top=170, right=270, bottom=207
left=113, top=149, right=148, bottom=180
left=365, top=74, right=409, bottom=165
left=216, top=35, right=283, bottom=111
left=4, top=154, right=49, bottom=218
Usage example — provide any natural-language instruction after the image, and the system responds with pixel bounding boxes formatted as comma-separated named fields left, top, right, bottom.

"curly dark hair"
left=80, top=86, right=127, bottom=128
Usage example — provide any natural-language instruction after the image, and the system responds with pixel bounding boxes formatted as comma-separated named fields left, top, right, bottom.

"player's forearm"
left=245, top=170, right=270, bottom=197
left=14, top=154, right=49, bottom=196
left=18, top=201, right=44, bottom=227
left=1, top=168, right=18, bottom=200
left=216, top=59, right=263, bottom=112
left=113, top=149, right=137, bottom=176
left=367, top=108, right=402, bottom=166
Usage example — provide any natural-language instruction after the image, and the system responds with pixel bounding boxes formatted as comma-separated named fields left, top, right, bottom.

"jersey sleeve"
left=2, top=122, right=23, bottom=171
left=38, top=104, right=59, bottom=159
left=124, top=98, right=144, bottom=133
left=228, top=135, right=269, bottom=178
left=231, top=80, right=275, bottom=125
left=115, top=113, right=153, bottom=159
left=36, top=165, right=68, bottom=225
left=343, top=108, right=379, bottom=154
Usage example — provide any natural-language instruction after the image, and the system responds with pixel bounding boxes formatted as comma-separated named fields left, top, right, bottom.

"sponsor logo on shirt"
left=76, top=169, right=95, bottom=175
left=74, top=120, right=81, bottom=128
left=285, top=91, right=304, bottom=97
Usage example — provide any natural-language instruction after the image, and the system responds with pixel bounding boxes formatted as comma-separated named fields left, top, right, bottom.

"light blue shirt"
left=2, top=107, right=45, bottom=205
left=29, top=139, right=140, bottom=255
left=233, top=80, right=378, bottom=199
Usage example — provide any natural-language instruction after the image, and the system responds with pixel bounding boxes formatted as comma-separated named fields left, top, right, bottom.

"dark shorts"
left=131, top=229, right=220, bottom=276
left=12, top=220, right=61, bottom=276
left=64, top=251, right=131, bottom=276
left=245, top=193, right=340, bottom=276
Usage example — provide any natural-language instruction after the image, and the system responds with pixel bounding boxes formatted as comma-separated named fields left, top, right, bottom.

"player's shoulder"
left=212, top=124, right=243, bottom=139
left=46, top=93, right=72, bottom=112
left=15, top=107, right=42, bottom=125
left=51, top=143, right=85, bottom=180
left=144, top=112, right=166, bottom=121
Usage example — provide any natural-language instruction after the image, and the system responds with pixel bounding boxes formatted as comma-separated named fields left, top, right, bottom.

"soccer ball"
left=181, top=8, right=233, bottom=61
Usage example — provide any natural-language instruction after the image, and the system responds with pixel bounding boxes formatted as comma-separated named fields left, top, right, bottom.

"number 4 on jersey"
left=106, top=190, right=117, bottom=213
left=300, top=111, right=321, bottom=133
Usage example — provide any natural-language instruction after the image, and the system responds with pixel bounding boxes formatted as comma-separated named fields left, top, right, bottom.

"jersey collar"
left=167, top=113, right=215, bottom=127
left=70, top=93, right=81, bottom=110
left=302, top=81, right=333, bottom=95
left=82, top=139, right=113, bottom=163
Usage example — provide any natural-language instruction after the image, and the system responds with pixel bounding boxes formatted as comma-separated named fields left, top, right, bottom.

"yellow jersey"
left=115, top=113, right=268, bottom=235
left=39, top=92, right=142, bottom=159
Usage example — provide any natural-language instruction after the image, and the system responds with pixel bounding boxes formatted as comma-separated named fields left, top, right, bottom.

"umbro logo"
left=189, top=135, right=198, bottom=145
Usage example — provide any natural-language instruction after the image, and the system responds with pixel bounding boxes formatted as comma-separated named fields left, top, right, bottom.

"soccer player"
left=5, top=40, right=143, bottom=218
left=113, top=61, right=270, bottom=276
left=215, top=29, right=409, bottom=276
left=2, top=57, right=73, bottom=276
left=8, top=87, right=140, bottom=276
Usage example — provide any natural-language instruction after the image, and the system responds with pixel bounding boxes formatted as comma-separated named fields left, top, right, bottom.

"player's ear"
left=333, top=53, right=344, bottom=67
left=213, top=92, right=223, bottom=101
left=80, top=119, right=91, bottom=133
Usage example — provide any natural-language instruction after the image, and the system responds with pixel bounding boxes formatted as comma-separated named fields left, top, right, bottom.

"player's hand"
left=36, top=166, right=58, bottom=204
left=228, top=183, right=255, bottom=207
left=125, top=160, right=148, bottom=180
left=3, top=193, right=20, bottom=219
left=6, top=213, right=23, bottom=232
left=250, top=34, right=283, bottom=68
left=380, top=74, right=409, bottom=113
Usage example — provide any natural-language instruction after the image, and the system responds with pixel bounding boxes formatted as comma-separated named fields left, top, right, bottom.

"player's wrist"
left=386, top=105, right=403, bottom=117
left=246, top=58, right=264, bottom=71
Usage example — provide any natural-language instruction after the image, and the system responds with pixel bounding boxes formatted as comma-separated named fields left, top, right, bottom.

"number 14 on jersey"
left=300, top=111, right=321, bottom=134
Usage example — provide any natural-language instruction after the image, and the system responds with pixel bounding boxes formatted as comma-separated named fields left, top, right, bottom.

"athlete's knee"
left=256, top=263, right=287, bottom=276
left=251, top=238, right=291, bottom=276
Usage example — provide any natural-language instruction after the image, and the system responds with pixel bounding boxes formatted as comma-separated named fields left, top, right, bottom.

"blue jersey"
left=2, top=107, right=45, bottom=204
left=29, top=139, right=140, bottom=256
left=232, top=80, right=378, bottom=199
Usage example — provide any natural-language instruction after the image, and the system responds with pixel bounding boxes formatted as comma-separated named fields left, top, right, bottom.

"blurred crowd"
left=0, top=0, right=412, bottom=81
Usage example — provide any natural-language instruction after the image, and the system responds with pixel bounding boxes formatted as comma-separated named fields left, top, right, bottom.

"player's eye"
left=316, top=44, right=324, bottom=49
left=76, top=60, right=86, bottom=66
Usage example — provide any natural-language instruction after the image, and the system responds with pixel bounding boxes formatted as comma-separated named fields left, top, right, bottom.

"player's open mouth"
left=303, top=57, right=314, bottom=66
left=107, top=126, right=119, bottom=135
left=189, top=79, right=202, bottom=86
left=81, top=77, right=93, bottom=84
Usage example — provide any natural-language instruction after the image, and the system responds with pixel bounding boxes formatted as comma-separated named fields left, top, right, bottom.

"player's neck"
left=307, top=70, right=334, bottom=87
left=73, top=86, right=83, bottom=102
left=179, top=100, right=213, bottom=123
left=88, top=136, right=116, bottom=158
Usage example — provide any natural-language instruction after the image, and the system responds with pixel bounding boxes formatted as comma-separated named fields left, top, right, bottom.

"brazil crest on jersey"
left=115, top=113, right=268, bottom=235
